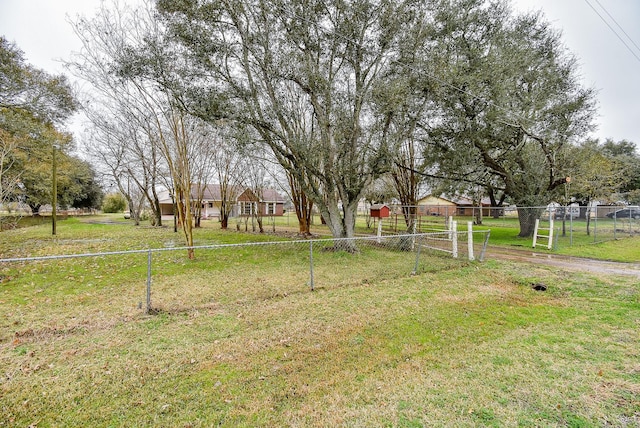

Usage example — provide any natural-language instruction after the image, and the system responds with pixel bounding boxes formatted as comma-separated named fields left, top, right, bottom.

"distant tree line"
left=0, top=36, right=103, bottom=225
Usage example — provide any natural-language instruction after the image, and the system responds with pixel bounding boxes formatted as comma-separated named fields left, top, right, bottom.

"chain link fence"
left=500, top=205, right=639, bottom=247
left=374, top=205, right=639, bottom=248
left=0, top=231, right=489, bottom=316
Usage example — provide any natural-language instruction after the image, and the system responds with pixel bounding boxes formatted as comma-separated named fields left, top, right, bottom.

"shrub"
left=102, top=193, right=127, bottom=213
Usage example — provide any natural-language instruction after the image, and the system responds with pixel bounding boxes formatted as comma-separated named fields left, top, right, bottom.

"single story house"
left=416, top=195, right=496, bottom=217
left=158, top=184, right=286, bottom=219
left=451, top=196, right=496, bottom=217
left=237, top=188, right=286, bottom=216
left=416, top=195, right=457, bottom=217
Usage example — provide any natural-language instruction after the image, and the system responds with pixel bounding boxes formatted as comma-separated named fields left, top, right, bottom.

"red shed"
left=370, top=204, right=390, bottom=218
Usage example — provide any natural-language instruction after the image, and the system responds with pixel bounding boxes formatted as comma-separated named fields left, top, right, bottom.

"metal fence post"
left=570, top=214, right=573, bottom=246
left=309, top=240, right=314, bottom=291
left=413, top=235, right=422, bottom=275
left=411, top=221, right=417, bottom=251
left=479, top=230, right=490, bottom=262
left=146, top=249, right=152, bottom=314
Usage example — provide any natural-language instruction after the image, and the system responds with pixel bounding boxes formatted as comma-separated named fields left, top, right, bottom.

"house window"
left=266, top=203, right=276, bottom=215
left=241, top=202, right=253, bottom=215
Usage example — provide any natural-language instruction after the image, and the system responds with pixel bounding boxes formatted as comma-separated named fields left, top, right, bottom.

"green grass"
left=352, top=213, right=639, bottom=262
left=430, top=216, right=640, bottom=263
left=0, top=215, right=639, bottom=426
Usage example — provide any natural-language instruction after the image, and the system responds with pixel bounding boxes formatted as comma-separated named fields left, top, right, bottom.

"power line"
left=583, top=0, right=640, bottom=64
left=593, top=0, right=640, bottom=54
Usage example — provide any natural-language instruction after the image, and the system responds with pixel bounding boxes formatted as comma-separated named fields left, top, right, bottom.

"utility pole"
left=52, top=144, right=58, bottom=235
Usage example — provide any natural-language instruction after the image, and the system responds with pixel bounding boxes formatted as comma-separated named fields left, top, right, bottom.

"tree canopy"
left=418, top=1, right=595, bottom=236
left=1, top=36, right=83, bottom=217
left=151, top=0, right=598, bottom=238
left=154, top=0, right=426, bottom=244
left=0, top=37, right=77, bottom=124
left=62, top=0, right=615, bottom=241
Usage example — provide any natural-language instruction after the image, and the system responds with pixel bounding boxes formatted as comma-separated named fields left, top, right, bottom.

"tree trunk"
left=402, top=205, right=417, bottom=232
left=150, top=187, right=163, bottom=227
left=193, top=185, right=205, bottom=228
left=219, top=199, right=228, bottom=229
left=256, top=213, right=264, bottom=233
left=488, top=190, right=506, bottom=219
left=175, top=188, right=195, bottom=259
left=29, top=203, right=41, bottom=216
left=474, top=205, right=483, bottom=225
left=287, top=171, right=313, bottom=236
left=123, top=194, right=141, bottom=226
left=320, top=202, right=358, bottom=252
left=298, top=216, right=310, bottom=234
left=516, top=206, right=544, bottom=237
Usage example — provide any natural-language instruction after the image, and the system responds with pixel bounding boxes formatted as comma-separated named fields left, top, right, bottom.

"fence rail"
left=0, top=231, right=489, bottom=315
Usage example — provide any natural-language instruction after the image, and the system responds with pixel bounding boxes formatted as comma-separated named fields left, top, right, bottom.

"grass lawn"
left=349, top=213, right=640, bottom=263
left=473, top=218, right=640, bottom=263
left=0, top=215, right=639, bottom=426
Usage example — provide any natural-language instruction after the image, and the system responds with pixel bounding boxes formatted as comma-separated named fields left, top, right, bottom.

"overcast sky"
left=1, top=0, right=639, bottom=147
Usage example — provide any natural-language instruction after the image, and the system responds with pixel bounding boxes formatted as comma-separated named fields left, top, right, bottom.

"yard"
left=0, top=216, right=639, bottom=426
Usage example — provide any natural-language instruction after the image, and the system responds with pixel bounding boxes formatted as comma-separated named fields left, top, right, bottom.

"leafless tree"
left=211, top=128, right=244, bottom=230
left=69, top=0, right=207, bottom=257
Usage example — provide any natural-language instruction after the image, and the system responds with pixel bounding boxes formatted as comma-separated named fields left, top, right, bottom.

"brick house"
left=158, top=184, right=286, bottom=219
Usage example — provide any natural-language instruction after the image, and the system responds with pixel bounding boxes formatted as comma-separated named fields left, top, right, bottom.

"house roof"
left=158, top=184, right=286, bottom=204
left=261, top=188, right=287, bottom=203
left=417, top=195, right=457, bottom=205
left=418, top=194, right=492, bottom=206
left=450, top=196, right=492, bottom=206
left=200, top=184, right=243, bottom=201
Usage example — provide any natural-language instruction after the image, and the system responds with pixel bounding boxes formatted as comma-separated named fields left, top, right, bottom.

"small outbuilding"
left=370, top=204, right=390, bottom=219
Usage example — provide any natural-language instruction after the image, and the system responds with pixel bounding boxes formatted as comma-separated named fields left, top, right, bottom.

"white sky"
left=1, top=0, right=639, bottom=147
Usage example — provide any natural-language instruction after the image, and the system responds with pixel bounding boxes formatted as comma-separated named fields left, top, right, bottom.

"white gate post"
left=467, top=221, right=475, bottom=261
left=452, top=220, right=458, bottom=258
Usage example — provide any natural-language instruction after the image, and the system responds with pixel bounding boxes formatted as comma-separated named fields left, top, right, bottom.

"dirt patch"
left=487, top=246, right=640, bottom=278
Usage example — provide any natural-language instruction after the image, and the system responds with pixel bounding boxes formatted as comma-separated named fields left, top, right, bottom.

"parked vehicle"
left=553, top=207, right=579, bottom=220
left=606, top=207, right=640, bottom=219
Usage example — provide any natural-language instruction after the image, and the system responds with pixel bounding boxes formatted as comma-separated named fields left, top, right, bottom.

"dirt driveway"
left=486, top=246, right=640, bottom=279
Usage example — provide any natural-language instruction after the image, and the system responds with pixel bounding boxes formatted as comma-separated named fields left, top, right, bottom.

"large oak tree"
left=156, top=0, right=425, bottom=247
left=420, top=1, right=595, bottom=236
